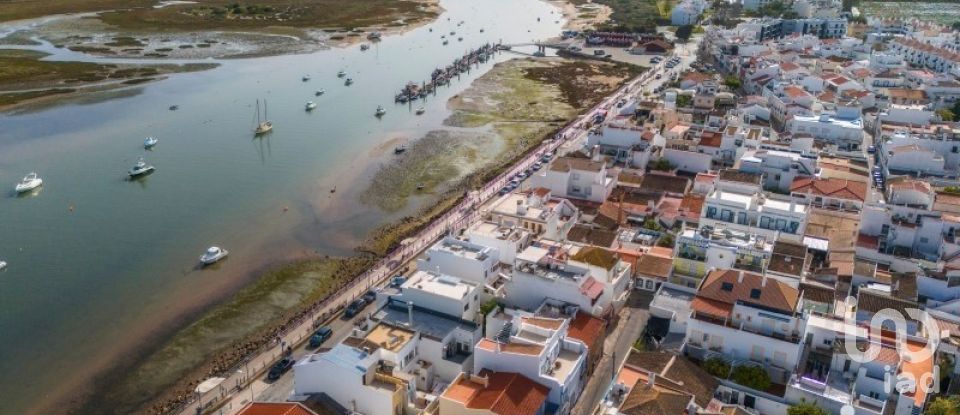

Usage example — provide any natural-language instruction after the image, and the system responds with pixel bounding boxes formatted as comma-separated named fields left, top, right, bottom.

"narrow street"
left=573, top=289, right=654, bottom=415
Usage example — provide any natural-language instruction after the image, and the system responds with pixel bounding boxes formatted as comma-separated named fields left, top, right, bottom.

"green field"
left=593, top=0, right=675, bottom=32
left=859, top=1, right=960, bottom=24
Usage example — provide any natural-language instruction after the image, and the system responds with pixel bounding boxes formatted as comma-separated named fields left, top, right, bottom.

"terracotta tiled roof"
left=238, top=403, right=318, bottom=415
left=638, top=173, right=690, bottom=195
left=567, top=312, right=605, bottom=348
left=779, top=62, right=800, bottom=72
left=699, top=131, right=722, bottom=148
left=568, top=224, right=618, bottom=247
left=697, top=269, right=799, bottom=314
left=443, top=370, right=549, bottom=415
left=718, top=169, right=762, bottom=186
left=767, top=240, right=807, bottom=278
left=620, top=382, right=692, bottom=415
left=663, top=356, right=718, bottom=407
left=635, top=253, right=673, bottom=279
left=791, top=177, right=866, bottom=202
left=550, top=156, right=604, bottom=173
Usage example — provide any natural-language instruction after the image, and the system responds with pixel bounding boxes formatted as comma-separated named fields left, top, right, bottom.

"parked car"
left=362, top=289, right=377, bottom=304
left=267, top=357, right=295, bottom=381
left=867, top=145, right=876, bottom=154
left=389, top=275, right=406, bottom=288
left=655, top=73, right=662, bottom=79
left=344, top=298, right=367, bottom=318
left=309, top=327, right=333, bottom=348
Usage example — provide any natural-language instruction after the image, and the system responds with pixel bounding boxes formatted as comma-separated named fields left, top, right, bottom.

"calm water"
left=0, top=0, right=564, bottom=413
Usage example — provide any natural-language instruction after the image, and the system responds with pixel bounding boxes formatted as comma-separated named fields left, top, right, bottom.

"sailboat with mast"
left=254, top=99, right=273, bottom=135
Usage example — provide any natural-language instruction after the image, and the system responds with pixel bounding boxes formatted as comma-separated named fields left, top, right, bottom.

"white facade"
left=738, top=149, right=817, bottom=193
left=393, top=270, right=481, bottom=321
left=700, top=176, right=808, bottom=243
left=530, top=156, right=615, bottom=204
left=475, top=314, right=588, bottom=415
left=505, top=243, right=631, bottom=316
left=418, top=237, right=499, bottom=287
left=788, top=112, right=864, bottom=150
left=464, top=221, right=532, bottom=266
left=486, top=191, right=579, bottom=241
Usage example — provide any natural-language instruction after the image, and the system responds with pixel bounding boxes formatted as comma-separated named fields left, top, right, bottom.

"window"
left=464, top=303, right=469, bottom=311
left=760, top=216, right=771, bottom=229
left=920, top=237, right=929, bottom=244
left=776, top=218, right=787, bottom=231
left=750, top=288, right=762, bottom=299
left=721, top=209, right=734, bottom=222
left=707, top=206, right=718, bottom=218
left=738, top=212, right=747, bottom=225
left=721, top=282, right=734, bottom=291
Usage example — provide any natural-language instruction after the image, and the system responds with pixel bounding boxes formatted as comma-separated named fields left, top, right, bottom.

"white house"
left=486, top=189, right=579, bottom=241
left=476, top=312, right=588, bottom=415
left=505, top=242, right=632, bottom=316
left=738, top=149, right=818, bottom=193
left=530, top=155, right=616, bottom=203
left=685, top=269, right=805, bottom=387
left=700, top=170, right=809, bottom=242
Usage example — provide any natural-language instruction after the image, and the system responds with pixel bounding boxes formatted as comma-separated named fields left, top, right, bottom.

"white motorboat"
left=394, top=145, right=406, bottom=154
left=305, top=101, right=318, bottom=111
left=14, top=172, right=42, bottom=194
left=200, top=246, right=228, bottom=265
left=254, top=99, right=273, bottom=135
left=0, top=261, right=6, bottom=270
left=415, top=107, right=425, bottom=115
left=128, top=157, right=155, bottom=177
left=360, top=43, right=370, bottom=51
left=367, top=31, right=382, bottom=40
left=375, top=105, right=386, bottom=116
left=345, top=78, right=354, bottom=86
left=302, top=74, right=311, bottom=81
left=144, top=136, right=159, bottom=148
left=337, top=70, right=346, bottom=78
left=315, top=89, right=325, bottom=96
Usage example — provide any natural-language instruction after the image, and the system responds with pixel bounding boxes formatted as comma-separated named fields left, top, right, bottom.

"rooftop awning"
left=580, top=276, right=604, bottom=300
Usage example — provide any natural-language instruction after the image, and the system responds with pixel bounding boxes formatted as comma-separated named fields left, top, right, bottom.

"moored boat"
left=305, top=101, right=318, bottom=111
left=375, top=105, right=387, bottom=117
left=144, top=136, right=159, bottom=148
left=128, top=157, right=155, bottom=177
left=14, top=172, right=42, bottom=194
left=200, top=246, right=228, bottom=265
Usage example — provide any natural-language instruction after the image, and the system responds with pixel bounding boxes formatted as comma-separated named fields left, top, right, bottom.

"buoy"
left=283, top=206, right=289, bottom=212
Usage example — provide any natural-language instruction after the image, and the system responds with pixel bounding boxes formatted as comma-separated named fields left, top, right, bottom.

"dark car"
left=344, top=298, right=367, bottom=318
left=362, top=289, right=377, bottom=304
left=389, top=275, right=406, bottom=288
left=309, top=327, right=333, bottom=348
left=867, top=145, right=876, bottom=154
left=267, top=357, right=294, bottom=381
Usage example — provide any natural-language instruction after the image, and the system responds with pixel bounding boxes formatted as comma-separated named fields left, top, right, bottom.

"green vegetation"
left=676, top=94, right=693, bottom=108
left=480, top=299, right=500, bottom=317
left=926, top=396, right=960, bottom=415
left=0, top=0, right=153, bottom=23
left=93, top=256, right=373, bottom=415
left=657, top=233, right=675, bottom=248
left=745, top=0, right=798, bottom=18
left=731, top=364, right=773, bottom=391
left=98, top=0, right=438, bottom=32
left=642, top=217, right=663, bottom=232
left=787, top=401, right=829, bottom=415
left=723, top=75, right=742, bottom=90
left=702, top=357, right=732, bottom=377
left=650, top=158, right=673, bottom=171
left=938, top=108, right=956, bottom=122
left=594, top=0, right=674, bottom=32
left=943, top=186, right=960, bottom=194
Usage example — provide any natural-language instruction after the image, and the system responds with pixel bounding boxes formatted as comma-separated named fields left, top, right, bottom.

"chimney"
left=647, top=372, right=656, bottom=387
left=592, top=145, right=602, bottom=162
left=618, top=192, right=625, bottom=226
left=761, top=274, right=768, bottom=287
left=407, top=301, right=414, bottom=327
left=738, top=270, right=745, bottom=283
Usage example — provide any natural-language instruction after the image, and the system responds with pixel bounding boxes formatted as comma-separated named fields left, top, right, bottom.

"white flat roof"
left=403, top=270, right=475, bottom=300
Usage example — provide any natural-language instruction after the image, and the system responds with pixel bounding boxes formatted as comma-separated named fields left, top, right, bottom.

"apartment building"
left=700, top=170, right=809, bottom=243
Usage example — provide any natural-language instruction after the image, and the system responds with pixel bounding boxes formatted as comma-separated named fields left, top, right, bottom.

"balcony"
left=693, top=312, right=801, bottom=344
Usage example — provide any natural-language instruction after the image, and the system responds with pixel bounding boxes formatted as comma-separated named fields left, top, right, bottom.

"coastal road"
left=178, top=42, right=676, bottom=415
